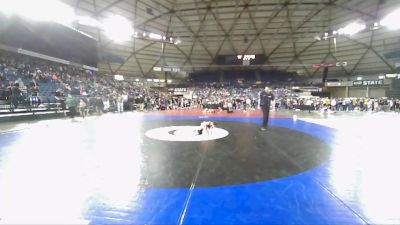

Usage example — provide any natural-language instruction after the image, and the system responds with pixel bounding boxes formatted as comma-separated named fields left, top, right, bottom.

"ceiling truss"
left=65, top=0, right=400, bottom=78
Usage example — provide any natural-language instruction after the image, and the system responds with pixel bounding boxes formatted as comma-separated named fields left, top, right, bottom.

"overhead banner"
left=312, top=63, right=335, bottom=68
left=153, top=67, right=181, bottom=72
left=386, top=73, right=400, bottom=79
left=168, top=88, right=187, bottom=93
left=312, top=62, right=347, bottom=69
left=353, top=80, right=384, bottom=86
left=336, top=62, right=348, bottom=67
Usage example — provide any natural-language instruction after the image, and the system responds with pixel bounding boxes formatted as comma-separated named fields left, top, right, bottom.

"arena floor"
left=0, top=109, right=399, bottom=225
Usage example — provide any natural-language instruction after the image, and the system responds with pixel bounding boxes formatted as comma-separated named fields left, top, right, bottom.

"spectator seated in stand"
left=1, top=50, right=400, bottom=115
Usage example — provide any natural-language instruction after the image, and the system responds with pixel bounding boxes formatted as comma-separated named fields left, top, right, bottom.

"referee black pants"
left=262, top=106, right=270, bottom=128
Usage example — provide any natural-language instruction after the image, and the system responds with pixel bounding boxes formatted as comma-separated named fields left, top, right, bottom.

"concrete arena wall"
left=329, top=86, right=388, bottom=98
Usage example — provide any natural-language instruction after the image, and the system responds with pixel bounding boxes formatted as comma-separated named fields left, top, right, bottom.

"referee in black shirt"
left=260, top=87, right=275, bottom=131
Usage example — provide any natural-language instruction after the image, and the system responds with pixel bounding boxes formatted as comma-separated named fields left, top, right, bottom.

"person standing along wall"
left=66, top=95, right=78, bottom=118
left=117, top=94, right=124, bottom=113
left=11, top=83, right=22, bottom=111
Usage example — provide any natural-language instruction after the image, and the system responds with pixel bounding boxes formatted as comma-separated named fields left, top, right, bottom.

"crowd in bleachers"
left=279, top=97, right=400, bottom=112
left=0, top=51, right=170, bottom=116
left=189, top=83, right=400, bottom=113
left=0, top=51, right=289, bottom=116
left=2, top=51, right=400, bottom=118
left=191, top=83, right=262, bottom=111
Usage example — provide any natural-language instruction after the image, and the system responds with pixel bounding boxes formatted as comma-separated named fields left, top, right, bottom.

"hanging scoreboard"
left=215, top=54, right=267, bottom=65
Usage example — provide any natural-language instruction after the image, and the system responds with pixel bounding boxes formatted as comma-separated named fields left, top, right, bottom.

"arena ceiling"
left=63, top=0, right=400, bottom=78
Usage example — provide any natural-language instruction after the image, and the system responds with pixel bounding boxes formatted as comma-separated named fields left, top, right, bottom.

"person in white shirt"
left=331, top=98, right=337, bottom=111
left=117, top=94, right=124, bottom=113
left=245, top=98, right=251, bottom=111
left=305, top=98, right=313, bottom=113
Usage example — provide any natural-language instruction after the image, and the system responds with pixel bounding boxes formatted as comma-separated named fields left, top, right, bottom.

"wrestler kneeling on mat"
left=196, top=121, right=216, bottom=135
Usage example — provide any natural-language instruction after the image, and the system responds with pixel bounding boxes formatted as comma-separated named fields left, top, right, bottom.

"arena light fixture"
left=149, top=33, right=162, bottom=40
left=242, top=55, right=256, bottom=60
left=49, top=1, right=75, bottom=26
left=314, top=35, right=322, bottom=41
left=174, top=38, right=182, bottom=45
left=114, top=74, right=124, bottom=81
left=1, top=0, right=75, bottom=25
left=338, top=22, right=366, bottom=36
left=0, top=1, right=177, bottom=45
left=372, top=22, right=380, bottom=30
left=76, top=16, right=101, bottom=27
left=153, top=67, right=162, bottom=71
left=380, top=9, right=400, bottom=30
left=0, top=0, right=19, bottom=16
left=101, top=15, right=134, bottom=43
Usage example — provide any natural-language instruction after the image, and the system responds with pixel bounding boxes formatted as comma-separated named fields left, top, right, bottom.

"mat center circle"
left=145, top=126, right=229, bottom=142
left=142, top=120, right=332, bottom=188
